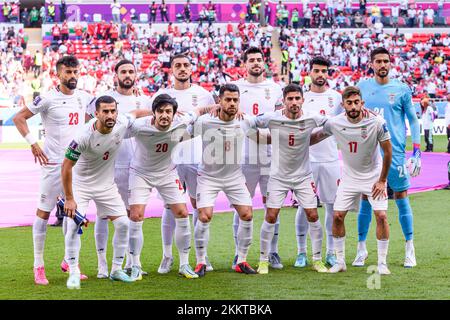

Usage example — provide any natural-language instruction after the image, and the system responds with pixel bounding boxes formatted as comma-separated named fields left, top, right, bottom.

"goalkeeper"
left=354, top=47, right=421, bottom=268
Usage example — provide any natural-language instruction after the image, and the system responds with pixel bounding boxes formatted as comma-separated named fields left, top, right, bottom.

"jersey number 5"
left=69, top=113, right=79, bottom=125
left=288, top=133, right=295, bottom=146
left=348, top=141, right=358, bottom=153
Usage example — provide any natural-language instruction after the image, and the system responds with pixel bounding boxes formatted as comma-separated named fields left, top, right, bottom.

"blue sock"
left=396, top=198, right=414, bottom=241
left=357, top=199, right=372, bottom=242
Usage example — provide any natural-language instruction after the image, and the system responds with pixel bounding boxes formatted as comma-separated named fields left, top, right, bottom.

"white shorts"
left=73, top=183, right=127, bottom=219
left=38, top=164, right=63, bottom=212
left=177, top=164, right=198, bottom=199
left=241, top=164, right=269, bottom=197
left=334, top=178, right=388, bottom=212
left=311, top=161, right=341, bottom=204
left=114, top=167, right=130, bottom=209
left=266, top=175, right=318, bottom=209
left=128, top=170, right=186, bottom=206
left=196, top=173, right=252, bottom=209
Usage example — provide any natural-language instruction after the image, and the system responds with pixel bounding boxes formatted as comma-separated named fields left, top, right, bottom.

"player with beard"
left=88, top=60, right=153, bottom=279
left=356, top=48, right=421, bottom=268
left=294, top=56, right=342, bottom=269
left=312, top=86, right=393, bottom=275
left=13, top=55, right=93, bottom=285
left=232, top=47, right=284, bottom=270
left=150, top=54, right=215, bottom=274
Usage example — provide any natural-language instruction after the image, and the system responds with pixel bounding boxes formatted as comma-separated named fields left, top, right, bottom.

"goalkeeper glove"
left=406, top=144, right=421, bottom=177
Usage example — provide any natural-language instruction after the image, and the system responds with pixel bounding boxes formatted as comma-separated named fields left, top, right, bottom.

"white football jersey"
left=128, top=112, right=197, bottom=179
left=67, top=114, right=135, bottom=188
left=323, top=111, right=391, bottom=182
left=88, top=90, right=153, bottom=169
left=27, top=87, right=94, bottom=164
left=302, top=88, right=343, bottom=162
left=233, top=78, right=283, bottom=165
left=192, top=114, right=249, bottom=178
left=248, top=110, right=327, bottom=180
left=151, top=84, right=215, bottom=165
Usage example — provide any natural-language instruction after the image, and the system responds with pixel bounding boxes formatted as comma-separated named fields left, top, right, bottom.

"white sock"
left=406, top=239, right=414, bottom=251
left=33, top=216, right=48, bottom=268
left=175, top=217, right=191, bottom=266
left=333, top=236, right=346, bottom=264
left=270, top=212, right=280, bottom=254
left=295, top=207, right=309, bottom=254
left=95, top=218, right=109, bottom=268
left=111, top=216, right=129, bottom=273
left=325, top=203, right=335, bottom=255
left=129, top=220, right=144, bottom=267
left=260, top=220, right=275, bottom=262
left=233, top=210, right=240, bottom=256
left=237, top=219, right=253, bottom=264
left=62, top=216, right=68, bottom=236
left=65, top=218, right=81, bottom=273
left=192, top=208, right=199, bottom=227
left=377, top=239, right=389, bottom=265
left=309, top=220, right=323, bottom=261
left=194, top=221, right=210, bottom=265
left=161, top=207, right=175, bottom=258
left=357, top=240, right=367, bottom=252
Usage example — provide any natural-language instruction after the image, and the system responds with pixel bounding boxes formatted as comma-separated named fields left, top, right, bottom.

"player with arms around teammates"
left=13, top=55, right=93, bottom=285
left=356, top=47, right=421, bottom=268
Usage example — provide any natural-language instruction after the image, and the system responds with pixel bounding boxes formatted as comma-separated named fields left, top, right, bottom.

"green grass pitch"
left=0, top=190, right=448, bottom=300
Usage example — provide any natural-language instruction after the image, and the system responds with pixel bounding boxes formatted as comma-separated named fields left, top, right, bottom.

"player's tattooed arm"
left=13, top=107, right=49, bottom=166
left=309, top=129, right=331, bottom=146
left=373, top=139, right=392, bottom=200
left=61, top=157, right=77, bottom=218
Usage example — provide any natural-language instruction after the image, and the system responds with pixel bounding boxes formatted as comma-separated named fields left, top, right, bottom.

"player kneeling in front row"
left=252, top=84, right=329, bottom=274
left=61, top=96, right=150, bottom=289
left=126, top=94, right=216, bottom=280
left=192, top=84, right=258, bottom=276
left=315, top=86, right=393, bottom=275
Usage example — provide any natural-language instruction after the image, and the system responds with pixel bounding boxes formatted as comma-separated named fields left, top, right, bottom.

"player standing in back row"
left=356, top=47, right=421, bottom=268
left=13, top=55, right=93, bottom=285
left=232, top=47, right=284, bottom=270
left=294, top=56, right=342, bottom=269
left=151, top=54, right=216, bottom=274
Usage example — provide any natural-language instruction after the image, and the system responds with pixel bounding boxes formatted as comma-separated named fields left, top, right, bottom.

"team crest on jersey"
left=264, top=88, right=271, bottom=100
left=361, top=126, right=368, bottom=139
left=328, top=97, right=334, bottom=108
left=77, top=97, right=83, bottom=109
left=388, top=93, right=396, bottom=105
left=192, top=94, right=198, bottom=107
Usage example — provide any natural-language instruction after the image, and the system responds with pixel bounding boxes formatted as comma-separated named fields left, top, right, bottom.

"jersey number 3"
left=69, top=113, right=79, bottom=125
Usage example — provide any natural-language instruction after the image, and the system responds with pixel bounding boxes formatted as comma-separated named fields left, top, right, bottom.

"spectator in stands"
left=359, top=0, right=366, bottom=15
left=21, top=8, right=30, bottom=27
left=61, top=20, right=69, bottom=42
left=60, top=0, right=67, bottom=22
left=438, top=0, right=444, bottom=18
left=304, top=5, right=312, bottom=28
left=29, top=6, right=39, bottom=27
left=74, top=22, right=83, bottom=40
left=39, top=5, right=46, bottom=24
left=425, top=6, right=434, bottom=27
left=391, top=3, right=400, bottom=28
left=2, top=2, right=9, bottom=22
left=281, top=4, right=289, bottom=27
left=336, top=0, right=344, bottom=16
left=150, top=1, right=157, bottom=23
left=109, top=22, right=119, bottom=43
left=9, top=1, right=18, bottom=23
left=51, top=23, right=61, bottom=42
left=407, top=4, right=416, bottom=28
left=207, top=1, right=216, bottom=25
left=111, top=0, right=121, bottom=24
left=160, top=0, right=169, bottom=23
left=184, top=0, right=191, bottom=23
left=400, top=0, right=408, bottom=17
left=47, top=2, right=55, bottom=23
left=344, top=0, right=352, bottom=15
left=420, top=95, right=438, bottom=152
left=291, top=8, right=299, bottom=29
left=370, top=3, right=381, bottom=24
left=326, top=0, right=335, bottom=18
left=354, top=11, right=365, bottom=27
left=417, top=6, right=424, bottom=28
left=264, top=1, right=271, bottom=24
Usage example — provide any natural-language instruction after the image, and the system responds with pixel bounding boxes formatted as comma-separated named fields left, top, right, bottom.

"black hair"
left=243, top=47, right=264, bottom=62
left=283, top=83, right=303, bottom=99
left=310, top=56, right=331, bottom=70
left=152, top=94, right=178, bottom=114
left=95, top=95, right=117, bottom=111
left=219, top=83, right=240, bottom=97
left=114, top=59, right=135, bottom=73
left=370, top=47, right=391, bottom=62
left=56, top=55, right=79, bottom=72
left=170, top=54, right=191, bottom=66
